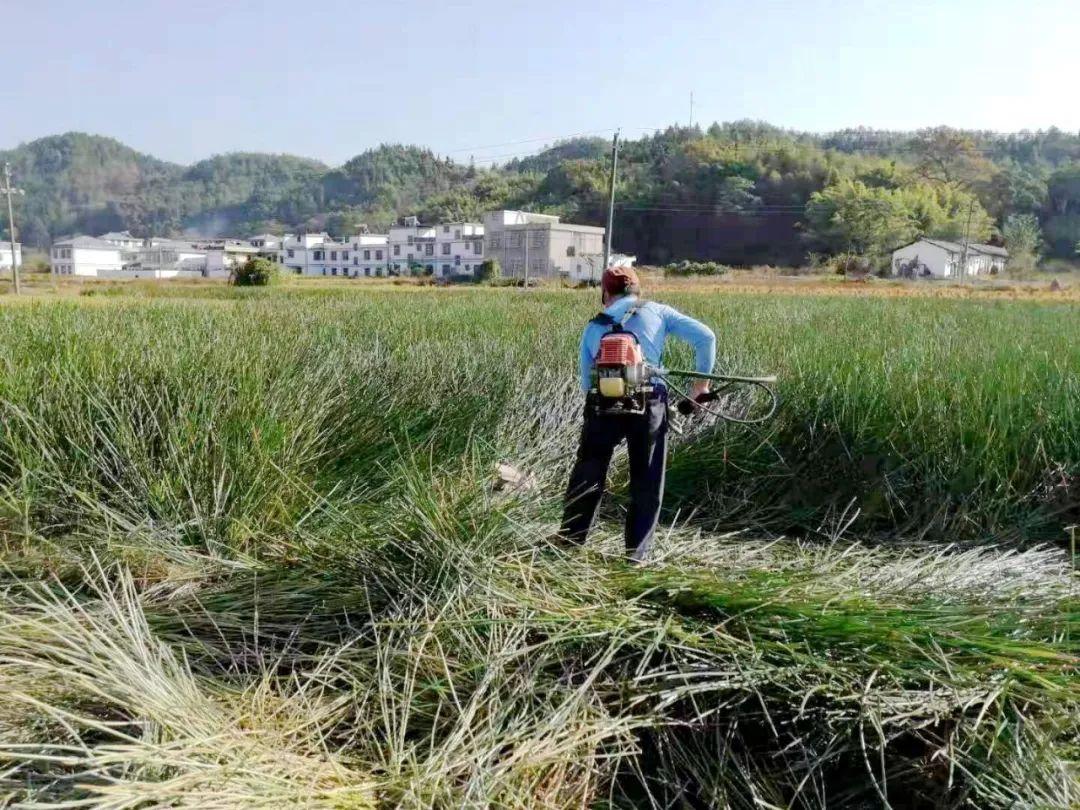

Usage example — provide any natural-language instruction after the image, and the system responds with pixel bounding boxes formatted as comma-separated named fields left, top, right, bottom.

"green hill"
left=5, top=125, right=1080, bottom=265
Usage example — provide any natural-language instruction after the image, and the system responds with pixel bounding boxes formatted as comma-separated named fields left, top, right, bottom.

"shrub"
left=475, top=259, right=499, bottom=282
left=831, top=253, right=874, bottom=276
left=664, top=260, right=730, bottom=277
left=230, top=257, right=282, bottom=287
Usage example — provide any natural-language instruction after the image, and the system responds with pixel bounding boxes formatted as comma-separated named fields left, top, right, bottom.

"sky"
left=3, top=0, right=1078, bottom=166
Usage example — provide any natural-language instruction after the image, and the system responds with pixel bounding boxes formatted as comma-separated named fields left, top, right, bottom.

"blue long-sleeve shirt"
left=579, top=295, right=716, bottom=391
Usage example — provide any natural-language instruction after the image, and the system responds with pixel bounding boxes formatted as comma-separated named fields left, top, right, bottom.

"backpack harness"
left=588, top=305, right=655, bottom=416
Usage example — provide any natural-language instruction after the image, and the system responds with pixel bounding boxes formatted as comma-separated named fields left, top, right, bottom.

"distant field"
left=5, top=264, right=1080, bottom=302
left=0, top=285, right=1076, bottom=806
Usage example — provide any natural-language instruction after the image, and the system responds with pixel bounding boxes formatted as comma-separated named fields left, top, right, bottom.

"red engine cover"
left=597, top=333, right=643, bottom=366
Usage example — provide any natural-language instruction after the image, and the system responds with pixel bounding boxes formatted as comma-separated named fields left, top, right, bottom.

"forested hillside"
left=4, top=124, right=1080, bottom=266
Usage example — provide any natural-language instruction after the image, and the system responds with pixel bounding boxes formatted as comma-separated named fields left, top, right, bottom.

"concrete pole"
left=602, top=130, right=620, bottom=273
left=3, top=164, right=21, bottom=295
left=958, top=198, right=974, bottom=284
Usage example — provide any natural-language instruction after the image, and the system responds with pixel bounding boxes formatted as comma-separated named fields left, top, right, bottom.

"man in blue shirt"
left=560, top=266, right=716, bottom=562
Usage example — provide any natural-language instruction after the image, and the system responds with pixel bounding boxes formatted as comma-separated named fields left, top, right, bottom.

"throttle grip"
left=676, top=390, right=720, bottom=416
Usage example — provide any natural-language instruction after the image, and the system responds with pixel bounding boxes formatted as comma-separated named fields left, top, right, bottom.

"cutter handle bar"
left=649, top=366, right=780, bottom=425
left=650, top=366, right=778, bottom=386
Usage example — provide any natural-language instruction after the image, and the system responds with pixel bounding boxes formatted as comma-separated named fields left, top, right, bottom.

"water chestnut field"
left=0, top=284, right=1076, bottom=808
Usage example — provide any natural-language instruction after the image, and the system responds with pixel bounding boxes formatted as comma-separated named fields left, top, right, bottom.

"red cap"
left=601, top=265, right=640, bottom=296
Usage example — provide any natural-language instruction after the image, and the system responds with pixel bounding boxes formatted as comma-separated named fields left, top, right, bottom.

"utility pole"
left=2, top=163, right=25, bottom=295
left=957, top=198, right=974, bottom=284
left=689, top=91, right=694, bottom=128
left=523, top=225, right=529, bottom=289
left=602, top=130, right=620, bottom=273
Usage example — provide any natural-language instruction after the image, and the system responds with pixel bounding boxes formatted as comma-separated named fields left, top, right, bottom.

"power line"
left=616, top=202, right=807, bottom=211
left=615, top=207, right=806, bottom=216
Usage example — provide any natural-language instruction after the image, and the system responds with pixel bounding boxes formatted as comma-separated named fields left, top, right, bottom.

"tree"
left=805, top=179, right=992, bottom=261
left=911, top=127, right=994, bottom=189
left=1047, top=164, right=1080, bottom=215
left=804, top=180, right=918, bottom=257
left=1002, top=214, right=1043, bottom=274
left=231, top=257, right=282, bottom=286
left=1044, top=215, right=1080, bottom=258
left=475, top=258, right=499, bottom=282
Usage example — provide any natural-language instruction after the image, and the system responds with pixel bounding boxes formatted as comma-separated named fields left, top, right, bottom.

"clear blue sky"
left=4, top=0, right=1078, bottom=166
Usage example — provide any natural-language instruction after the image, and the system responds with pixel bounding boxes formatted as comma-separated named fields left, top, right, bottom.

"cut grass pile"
left=0, top=286, right=1076, bottom=807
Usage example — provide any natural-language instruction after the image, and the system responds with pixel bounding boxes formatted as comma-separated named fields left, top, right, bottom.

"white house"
left=274, top=232, right=388, bottom=278
left=0, top=242, right=22, bottom=270
left=99, top=231, right=142, bottom=250
left=51, top=235, right=210, bottom=278
left=124, top=238, right=209, bottom=277
left=389, top=217, right=438, bottom=275
left=51, top=236, right=125, bottom=276
left=307, top=239, right=353, bottom=278
left=277, top=233, right=332, bottom=275
left=248, top=234, right=283, bottom=251
left=563, top=251, right=636, bottom=284
left=349, top=234, right=389, bottom=277
left=891, top=239, right=1009, bottom=279
left=201, top=240, right=261, bottom=278
left=433, top=222, right=484, bottom=278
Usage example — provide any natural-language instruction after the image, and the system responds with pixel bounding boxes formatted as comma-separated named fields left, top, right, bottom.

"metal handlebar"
left=650, top=366, right=780, bottom=425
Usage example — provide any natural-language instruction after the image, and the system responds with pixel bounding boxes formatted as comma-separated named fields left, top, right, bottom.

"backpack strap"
left=589, top=305, right=641, bottom=332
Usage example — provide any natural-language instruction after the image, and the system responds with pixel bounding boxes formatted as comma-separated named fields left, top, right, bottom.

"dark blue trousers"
left=559, top=390, right=669, bottom=561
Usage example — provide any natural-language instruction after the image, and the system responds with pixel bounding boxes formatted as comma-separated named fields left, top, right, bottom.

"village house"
left=51, top=236, right=125, bottom=276
left=349, top=234, right=389, bottom=277
left=0, top=242, right=22, bottom=270
left=891, top=239, right=1009, bottom=279
left=388, top=217, right=437, bottom=275
left=483, top=210, right=606, bottom=282
left=51, top=235, right=208, bottom=278
left=47, top=210, right=602, bottom=281
left=98, top=230, right=142, bottom=250
left=434, top=221, right=484, bottom=278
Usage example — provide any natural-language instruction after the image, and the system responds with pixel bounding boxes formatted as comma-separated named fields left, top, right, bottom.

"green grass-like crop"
left=0, top=285, right=1076, bottom=808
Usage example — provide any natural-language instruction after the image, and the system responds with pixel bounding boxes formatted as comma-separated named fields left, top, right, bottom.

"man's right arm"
left=661, top=305, right=716, bottom=400
left=663, top=306, right=716, bottom=375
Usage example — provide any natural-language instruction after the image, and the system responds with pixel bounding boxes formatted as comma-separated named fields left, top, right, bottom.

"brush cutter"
left=590, top=327, right=778, bottom=424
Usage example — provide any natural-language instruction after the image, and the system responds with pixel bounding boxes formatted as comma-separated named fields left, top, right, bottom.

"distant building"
left=891, top=239, right=1008, bottom=279
left=197, top=240, right=261, bottom=277
left=388, top=217, right=437, bottom=275
left=125, top=238, right=209, bottom=275
left=99, top=230, right=142, bottom=250
left=434, top=221, right=484, bottom=278
left=248, top=234, right=283, bottom=251
left=483, top=210, right=605, bottom=281
left=45, top=213, right=601, bottom=282
left=278, top=233, right=332, bottom=275
left=0, top=242, right=22, bottom=270
left=348, top=234, right=389, bottom=277
left=275, top=232, right=391, bottom=278
left=51, top=236, right=125, bottom=276
left=51, top=235, right=209, bottom=278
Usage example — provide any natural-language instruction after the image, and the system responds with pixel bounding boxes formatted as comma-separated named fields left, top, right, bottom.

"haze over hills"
left=3, top=124, right=1080, bottom=266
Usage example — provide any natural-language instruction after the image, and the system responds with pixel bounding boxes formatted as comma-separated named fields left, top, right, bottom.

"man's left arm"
left=578, top=326, right=596, bottom=392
